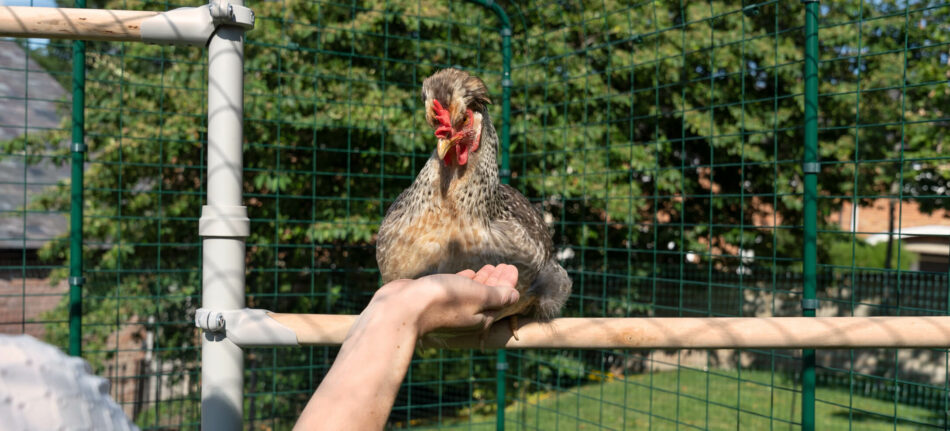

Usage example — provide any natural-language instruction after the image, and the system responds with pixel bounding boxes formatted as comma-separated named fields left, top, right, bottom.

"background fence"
left=1, top=0, right=949, bottom=429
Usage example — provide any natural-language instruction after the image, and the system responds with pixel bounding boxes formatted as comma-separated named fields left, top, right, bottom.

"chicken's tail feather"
left=531, top=261, right=572, bottom=321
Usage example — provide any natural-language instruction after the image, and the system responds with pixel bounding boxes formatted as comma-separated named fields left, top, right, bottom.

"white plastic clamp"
left=195, top=308, right=299, bottom=347
left=199, top=205, right=250, bottom=237
left=210, top=0, right=255, bottom=29
left=140, top=1, right=255, bottom=46
left=195, top=308, right=226, bottom=332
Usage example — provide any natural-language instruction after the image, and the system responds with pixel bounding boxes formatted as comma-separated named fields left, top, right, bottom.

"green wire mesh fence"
left=1, top=0, right=949, bottom=429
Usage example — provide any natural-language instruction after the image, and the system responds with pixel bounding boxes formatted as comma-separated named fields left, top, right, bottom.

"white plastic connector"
left=140, top=2, right=254, bottom=46
left=210, top=0, right=255, bottom=29
left=195, top=308, right=226, bottom=332
left=195, top=308, right=300, bottom=347
left=140, top=7, right=216, bottom=46
left=198, top=205, right=250, bottom=237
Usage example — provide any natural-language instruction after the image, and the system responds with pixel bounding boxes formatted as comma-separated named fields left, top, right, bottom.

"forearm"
left=294, top=268, right=518, bottom=430
left=295, top=304, right=418, bottom=430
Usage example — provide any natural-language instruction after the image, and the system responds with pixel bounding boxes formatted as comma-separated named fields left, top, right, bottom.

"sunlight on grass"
left=406, top=369, right=941, bottom=430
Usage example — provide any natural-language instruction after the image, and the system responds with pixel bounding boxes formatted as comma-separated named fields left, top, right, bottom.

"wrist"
left=361, top=285, right=427, bottom=339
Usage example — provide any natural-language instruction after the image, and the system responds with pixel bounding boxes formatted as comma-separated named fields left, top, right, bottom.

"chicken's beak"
left=437, top=137, right=453, bottom=160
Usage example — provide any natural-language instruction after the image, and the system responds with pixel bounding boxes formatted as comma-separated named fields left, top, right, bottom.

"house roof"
left=865, top=225, right=950, bottom=256
left=0, top=40, right=69, bottom=249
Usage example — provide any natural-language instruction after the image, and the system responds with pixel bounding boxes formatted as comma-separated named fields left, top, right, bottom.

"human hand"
left=368, top=264, right=520, bottom=337
left=296, top=264, right=520, bottom=431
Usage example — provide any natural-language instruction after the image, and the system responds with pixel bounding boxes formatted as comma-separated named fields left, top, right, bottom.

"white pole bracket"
left=210, top=0, right=255, bottom=29
left=140, top=1, right=254, bottom=46
left=198, top=205, right=250, bottom=237
left=195, top=308, right=300, bottom=347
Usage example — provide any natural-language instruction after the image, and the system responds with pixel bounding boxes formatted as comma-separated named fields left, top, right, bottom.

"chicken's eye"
left=463, top=110, right=473, bottom=127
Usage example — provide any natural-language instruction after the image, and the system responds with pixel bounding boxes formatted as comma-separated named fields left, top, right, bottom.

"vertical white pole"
left=200, top=12, right=248, bottom=431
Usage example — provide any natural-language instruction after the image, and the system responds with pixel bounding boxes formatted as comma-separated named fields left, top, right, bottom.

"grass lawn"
left=408, top=369, right=943, bottom=430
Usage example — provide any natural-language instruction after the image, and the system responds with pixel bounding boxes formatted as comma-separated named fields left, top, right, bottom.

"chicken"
left=376, top=68, right=572, bottom=337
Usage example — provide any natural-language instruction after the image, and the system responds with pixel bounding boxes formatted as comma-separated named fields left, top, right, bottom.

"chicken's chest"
left=396, top=199, right=505, bottom=277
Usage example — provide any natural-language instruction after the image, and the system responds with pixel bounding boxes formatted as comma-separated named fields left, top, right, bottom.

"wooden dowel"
left=268, top=313, right=356, bottom=346
left=0, top=6, right=157, bottom=42
left=269, top=314, right=950, bottom=349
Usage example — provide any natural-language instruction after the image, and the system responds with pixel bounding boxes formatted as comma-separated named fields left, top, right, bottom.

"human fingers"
left=455, top=269, right=477, bottom=279
left=497, top=264, right=519, bottom=289
left=472, top=264, right=496, bottom=285
left=479, top=285, right=520, bottom=329
left=412, top=274, right=519, bottom=335
left=483, top=264, right=518, bottom=289
left=429, top=273, right=517, bottom=310
left=474, top=277, right=519, bottom=310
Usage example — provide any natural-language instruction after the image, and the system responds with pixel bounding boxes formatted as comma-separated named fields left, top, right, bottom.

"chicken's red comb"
left=431, top=99, right=453, bottom=139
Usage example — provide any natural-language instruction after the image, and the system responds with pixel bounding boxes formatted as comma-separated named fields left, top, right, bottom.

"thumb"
left=480, top=282, right=520, bottom=310
left=481, top=264, right=519, bottom=308
left=480, top=286, right=519, bottom=331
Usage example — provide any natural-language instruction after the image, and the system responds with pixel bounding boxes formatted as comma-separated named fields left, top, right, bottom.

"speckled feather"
left=376, top=69, right=571, bottom=321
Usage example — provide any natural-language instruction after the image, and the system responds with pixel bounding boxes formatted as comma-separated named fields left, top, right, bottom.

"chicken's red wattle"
left=431, top=100, right=478, bottom=166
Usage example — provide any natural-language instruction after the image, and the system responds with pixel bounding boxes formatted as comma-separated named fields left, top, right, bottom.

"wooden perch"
left=0, top=6, right=157, bottom=42
left=269, top=314, right=950, bottom=349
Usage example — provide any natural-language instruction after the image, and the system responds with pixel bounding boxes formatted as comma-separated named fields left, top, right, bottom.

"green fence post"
left=495, top=21, right=512, bottom=431
left=802, top=1, right=820, bottom=430
left=462, top=1, right=512, bottom=428
left=499, top=27, right=511, bottom=184
left=68, top=0, right=87, bottom=358
left=496, top=349, right=508, bottom=430
left=461, top=1, right=512, bottom=178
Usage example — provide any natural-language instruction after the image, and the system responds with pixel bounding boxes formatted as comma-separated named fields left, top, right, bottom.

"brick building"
left=837, top=199, right=949, bottom=273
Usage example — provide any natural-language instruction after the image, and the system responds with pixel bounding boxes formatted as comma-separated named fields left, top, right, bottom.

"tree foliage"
left=3, top=0, right=947, bottom=425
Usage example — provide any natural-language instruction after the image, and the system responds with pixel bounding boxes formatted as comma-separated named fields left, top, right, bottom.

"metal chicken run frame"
left=1, top=2, right=255, bottom=430
left=0, top=2, right=939, bottom=431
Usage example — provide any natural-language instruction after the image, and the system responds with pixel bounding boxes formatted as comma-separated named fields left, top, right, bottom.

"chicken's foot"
left=509, top=315, right=520, bottom=341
